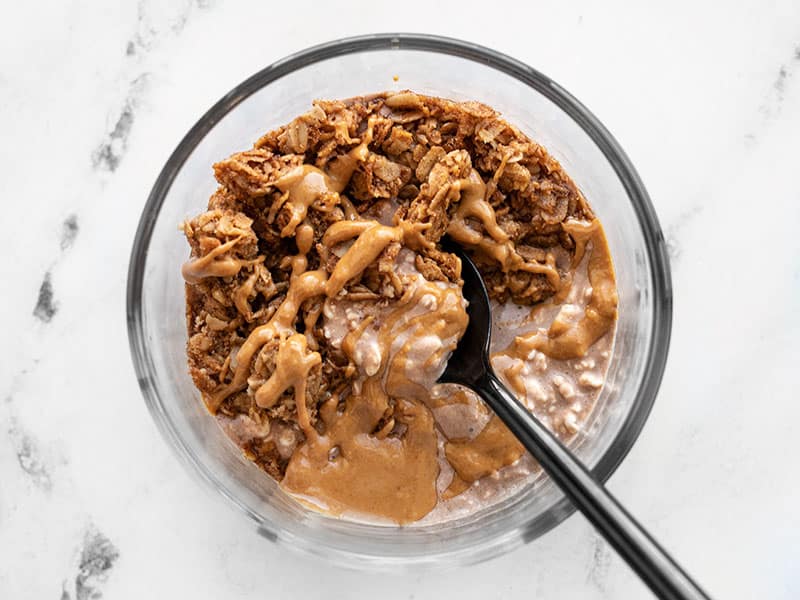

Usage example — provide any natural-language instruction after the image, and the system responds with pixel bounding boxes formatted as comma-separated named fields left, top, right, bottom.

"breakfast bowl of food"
left=127, top=33, right=672, bottom=569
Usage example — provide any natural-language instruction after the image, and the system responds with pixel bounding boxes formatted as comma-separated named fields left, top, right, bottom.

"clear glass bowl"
left=127, top=33, right=672, bottom=570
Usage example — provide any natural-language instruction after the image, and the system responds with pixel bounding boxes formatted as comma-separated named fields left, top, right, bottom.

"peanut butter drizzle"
left=546, top=219, right=598, bottom=305
left=323, top=220, right=428, bottom=298
left=281, top=266, right=468, bottom=523
left=273, top=120, right=374, bottom=238
left=208, top=219, right=326, bottom=413
left=550, top=271, right=574, bottom=305
left=233, top=269, right=258, bottom=317
left=326, top=224, right=404, bottom=297
left=502, top=360, right=528, bottom=398
left=254, top=334, right=321, bottom=426
left=504, top=219, right=617, bottom=361
left=444, top=415, right=525, bottom=499
left=321, top=220, right=374, bottom=246
left=446, top=170, right=561, bottom=288
left=274, top=168, right=331, bottom=238
left=563, top=218, right=598, bottom=268
left=341, top=315, right=375, bottom=369
left=339, top=195, right=359, bottom=220
left=181, top=236, right=252, bottom=283
left=291, top=223, right=314, bottom=277
left=382, top=284, right=468, bottom=401
left=281, top=380, right=440, bottom=523
left=207, top=269, right=327, bottom=412
left=303, top=302, right=323, bottom=351
left=450, top=169, right=510, bottom=244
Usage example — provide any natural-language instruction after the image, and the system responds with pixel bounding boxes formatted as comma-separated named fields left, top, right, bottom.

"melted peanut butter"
left=290, top=223, right=315, bottom=278
left=281, top=384, right=440, bottom=523
left=563, top=218, right=598, bottom=268
left=282, top=261, right=468, bottom=523
left=505, top=220, right=617, bottom=360
left=339, top=195, right=360, bottom=220
left=232, top=268, right=259, bottom=317
left=450, top=170, right=509, bottom=244
left=181, top=236, right=251, bottom=283
left=274, top=168, right=332, bottom=237
left=446, top=170, right=561, bottom=288
left=324, top=220, right=428, bottom=297
left=321, top=220, right=375, bottom=246
left=382, top=282, right=468, bottom=400
left=443, top=416, right=525, bottom=499
left=273, top=121, right=375, bottom=238
left=502, top=359, right=529, bottom=397
left=254, top=333, right=321, bottom=425
left=326, top=224, right=403, bottom=297
left=207, top=269, right=327, bottom=412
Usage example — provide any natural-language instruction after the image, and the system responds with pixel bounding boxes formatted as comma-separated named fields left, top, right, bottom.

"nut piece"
left=562, top=411, right=579, bottom=434
left=529, top=350, right=548, bottom=372
left=552, top=375, right=576, bottom=401
left=578, top=371, right=604, bottom=389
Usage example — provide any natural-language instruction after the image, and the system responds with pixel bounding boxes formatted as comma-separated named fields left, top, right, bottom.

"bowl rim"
left=126, top=32, right=673, bottom=567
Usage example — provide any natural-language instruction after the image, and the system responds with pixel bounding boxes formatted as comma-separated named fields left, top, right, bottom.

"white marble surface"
left=2, top=1, right=799, bottom=598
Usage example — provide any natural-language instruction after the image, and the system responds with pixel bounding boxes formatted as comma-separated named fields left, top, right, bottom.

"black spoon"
left=438, top=244, right=710, bottom=600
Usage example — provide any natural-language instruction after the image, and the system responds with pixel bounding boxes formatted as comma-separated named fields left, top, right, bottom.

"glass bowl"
left=127, top=33, right=672, bottom=569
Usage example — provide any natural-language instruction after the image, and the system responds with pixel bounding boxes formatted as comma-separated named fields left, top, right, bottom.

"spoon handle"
left=477, top=371, right=710, bottom=600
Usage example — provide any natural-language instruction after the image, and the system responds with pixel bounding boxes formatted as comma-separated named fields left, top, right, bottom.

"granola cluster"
left=183, top=91, right=592, bottom=478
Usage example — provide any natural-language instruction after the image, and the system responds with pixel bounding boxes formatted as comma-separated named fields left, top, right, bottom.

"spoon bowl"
left=438, top=239, right=493, bottom=389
